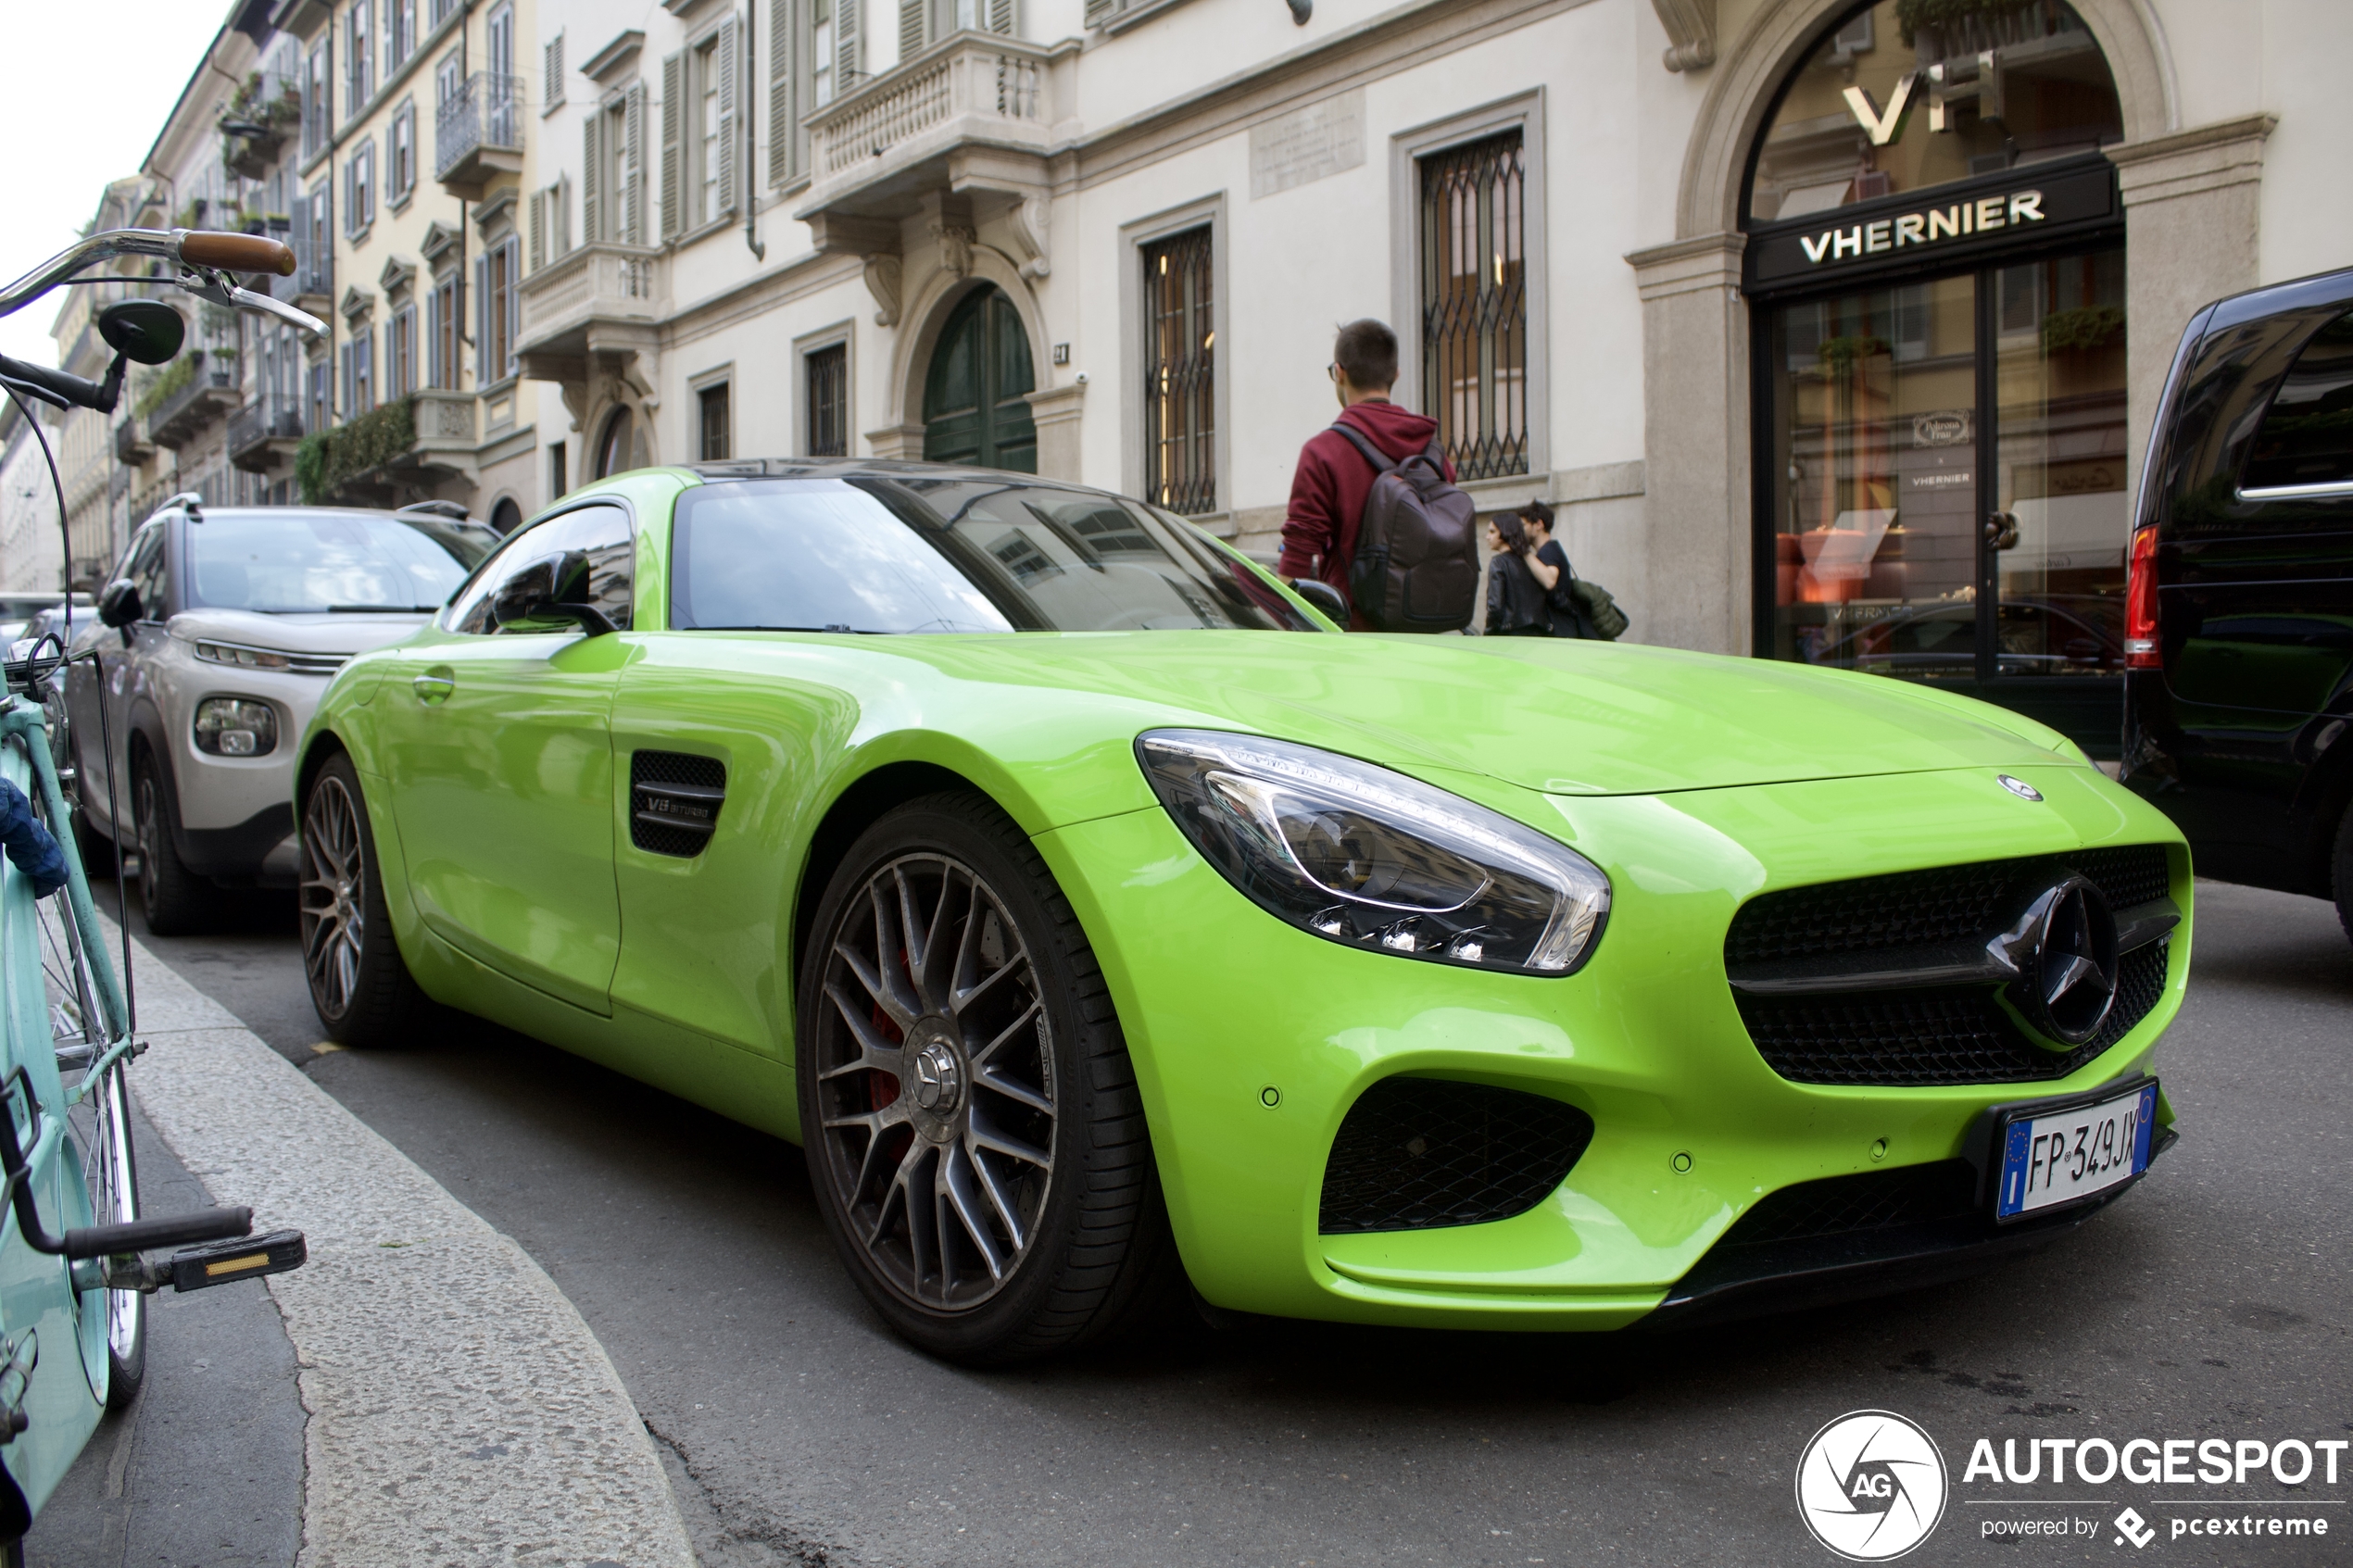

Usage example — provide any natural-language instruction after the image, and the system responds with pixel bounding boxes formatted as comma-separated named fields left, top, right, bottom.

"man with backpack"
left=1277, top=320, right=1478, bottom=632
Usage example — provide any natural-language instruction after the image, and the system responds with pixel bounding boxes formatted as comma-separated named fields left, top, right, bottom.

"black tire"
left=798, top=790, right=1174, bottom=1365
left=130, top=751, right=216, bottom=936
left=2334, top=802, right=2353, bottom=952
left=299, top=754, right=430, bottom=1047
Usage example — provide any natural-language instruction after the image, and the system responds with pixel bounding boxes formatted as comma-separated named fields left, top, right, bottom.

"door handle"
left=1982, top=511, right=2020, bottom=550
left=411, top=672, right=455, bottom=705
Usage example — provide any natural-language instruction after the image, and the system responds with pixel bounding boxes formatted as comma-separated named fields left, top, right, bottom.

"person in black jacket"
left=1516, top=499, right=1590, bottom=638
left=1483, top=512, right=1547, bottom=637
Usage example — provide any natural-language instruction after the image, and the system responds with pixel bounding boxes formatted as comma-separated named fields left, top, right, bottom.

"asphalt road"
left=39, top=876, right=2353, bottom=1566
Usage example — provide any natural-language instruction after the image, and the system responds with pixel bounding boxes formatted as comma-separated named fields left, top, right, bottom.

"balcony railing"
left=516, top=243, right=666, bottom=374
left=147, top=357, right=241, bottom=450
left=800, top=33, right=1056, bottom=220
left=229, top=396, right=305, bottom=472
left=435, top=72, right=525, bottom=196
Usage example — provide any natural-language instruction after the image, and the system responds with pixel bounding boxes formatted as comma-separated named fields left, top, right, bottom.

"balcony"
left=796, top=31, right=1066, bottom=255
left=146, top=356, right=241, bottom=451
left=435, top=72, right=524, bottom=200
left=114, top=415, right=154, bottom=467
left=301, top=391, right=481, bottom=504
left=515, top=244, right=665, bottom=384
left=229, top=397, right=304, bottom=473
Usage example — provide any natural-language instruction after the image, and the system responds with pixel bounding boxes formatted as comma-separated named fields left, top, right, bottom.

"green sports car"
left=295, top=462, right=2188, bottom=1362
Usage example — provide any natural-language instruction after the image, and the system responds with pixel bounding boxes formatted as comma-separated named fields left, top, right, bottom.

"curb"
left=110, top=922, right=698, bottom=1568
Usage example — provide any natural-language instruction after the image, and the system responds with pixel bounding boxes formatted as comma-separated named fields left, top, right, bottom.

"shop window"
left=1141, top=227, right=1215, bottom=515
left=1417, top=131, right=1527, bottom=482
left=1747, top=0, right=2122, bottom=225
left=806, top=343, right=847, bottom=457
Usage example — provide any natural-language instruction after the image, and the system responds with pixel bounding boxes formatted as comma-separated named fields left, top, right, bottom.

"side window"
left=2242, top=310, right=2353, bottom=496
left=129, top=527, right=170, bottom=621
left=447, top=504, right=635, bottom=635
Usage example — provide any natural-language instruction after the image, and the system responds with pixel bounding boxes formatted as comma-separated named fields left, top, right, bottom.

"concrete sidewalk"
left=113, top=921, right=697, bottom=1568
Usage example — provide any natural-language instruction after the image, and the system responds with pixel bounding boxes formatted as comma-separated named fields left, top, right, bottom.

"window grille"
left=806, top=344, right=847, bottom=457
left=1141, top=226, right=1214, bottom=515
left=1418, top=131, right=1528, bottom=482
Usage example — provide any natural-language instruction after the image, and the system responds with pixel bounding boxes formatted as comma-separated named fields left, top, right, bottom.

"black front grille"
left=1741, top=937, right=2170, bottom=1086
left=1716, top=1160, right=1978, bottom=1249
left=1724, top=845, right=2175, bottom=1087
left=630, top=750, right=726, bottom=858
left=1726, top=845, right=2173, bottom=968
left=1318, top=1079, right=1593, bottom=1235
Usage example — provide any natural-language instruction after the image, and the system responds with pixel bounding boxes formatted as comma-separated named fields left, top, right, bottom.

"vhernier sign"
left=1746, top=154, right=2121, bottom=293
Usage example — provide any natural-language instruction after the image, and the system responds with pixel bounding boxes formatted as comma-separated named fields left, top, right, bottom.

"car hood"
left=166, top=608, right=432, bottom=656
left=909, top=631, right=2081, bottom=796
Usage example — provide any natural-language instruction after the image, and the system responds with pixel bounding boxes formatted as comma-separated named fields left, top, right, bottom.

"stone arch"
left=1672, top=0, right=2179, bottom=242
left=887, top=246, right=1048, bottom=445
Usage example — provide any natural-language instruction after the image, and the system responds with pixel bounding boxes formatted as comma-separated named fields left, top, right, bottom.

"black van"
left=2121, top=267, right=2353, bottom=947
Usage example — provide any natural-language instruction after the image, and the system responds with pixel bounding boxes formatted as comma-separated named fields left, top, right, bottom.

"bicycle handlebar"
left=178, top=231, right=295, bottom=276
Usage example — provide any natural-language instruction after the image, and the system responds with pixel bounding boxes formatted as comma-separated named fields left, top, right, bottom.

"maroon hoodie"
left=1277, top=400, right=1453, bottom=621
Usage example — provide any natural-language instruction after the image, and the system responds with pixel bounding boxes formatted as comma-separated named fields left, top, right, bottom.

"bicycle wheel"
left=31, top=779, right=146, bottom=1410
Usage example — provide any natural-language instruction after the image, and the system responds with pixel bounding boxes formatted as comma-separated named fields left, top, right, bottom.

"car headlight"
left=1136, top=729, right=1611, bottom=974
left=194, top=697, right=279, bottom=757
left=195, top=640, right=292, bottom=670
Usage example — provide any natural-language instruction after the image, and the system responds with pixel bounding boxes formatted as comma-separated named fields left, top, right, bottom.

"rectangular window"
left=435, top=49, right=463, bottom=116
left=388, top=305, right=417, bottom=398
left=477, top=239, right=520, bottom=384
left=304, top=42, right=333, bottom=157
left=346, top=140, right=375, bottom=234
left=549, top=441, right=567, bottom=499
left=699, top=383, right=731, bottom=460
left=430, top=0, right=457, bottom=24
left=306, top=178, right=333, bottom=295
left=308, top=359, right=333, bottom=432
left=698, top=37, right=723, bottom=228
left=428, top=274, right=459, bottom=389
left=806, top=343, right=847, bottom=456
left=1417, top=130, right=1528, bottom=481
left=347, top=0, right=372, bottom=114
left=390, top=103, right=416, bottom=203
left=389, top=0, right=415, bottom=68
left=343, top=329, right=374, bottom=415
left=812, top=0, right=835, bottom=107
left=1141, top=226, right=1215, bottom=515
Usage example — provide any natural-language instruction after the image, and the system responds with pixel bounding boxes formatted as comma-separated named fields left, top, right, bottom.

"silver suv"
left=65, top=498, right=498, bottom=933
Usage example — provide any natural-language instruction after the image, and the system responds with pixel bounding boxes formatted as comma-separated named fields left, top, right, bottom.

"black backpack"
left=1327, top=423, right=1478, bottom=633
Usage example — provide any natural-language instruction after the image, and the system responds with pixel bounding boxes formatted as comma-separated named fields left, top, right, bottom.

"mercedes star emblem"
left=1996, top=875, right=2120, bottom=1047
left=1997, top=774, right=2044, bottom=802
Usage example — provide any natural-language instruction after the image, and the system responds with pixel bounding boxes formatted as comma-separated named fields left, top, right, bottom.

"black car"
left=2121, top=266, right=2353, bottom=946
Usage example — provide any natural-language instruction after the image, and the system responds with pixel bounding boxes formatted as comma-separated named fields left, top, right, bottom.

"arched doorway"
left=1743, top=0, right=2130, bottom=754
left=922, top=285, right=1036, bottom=472
left=595, top=406, right=639, bottom=479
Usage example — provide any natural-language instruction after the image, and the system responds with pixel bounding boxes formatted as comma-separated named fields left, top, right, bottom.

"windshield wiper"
left=325, top=604, right=442, bottom=612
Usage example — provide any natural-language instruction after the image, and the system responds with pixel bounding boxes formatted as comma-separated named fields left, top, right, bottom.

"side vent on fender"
left=631, top=751, right=726, bottom=858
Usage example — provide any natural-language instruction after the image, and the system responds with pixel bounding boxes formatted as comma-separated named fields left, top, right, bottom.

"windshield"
left=186, top=511, right=499, bottom=613
left=669, top=477, right=1316, bottom=634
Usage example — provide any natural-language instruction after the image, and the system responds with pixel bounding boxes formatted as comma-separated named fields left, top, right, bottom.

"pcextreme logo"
left=1796, top=1411, right=1951, bottom=1561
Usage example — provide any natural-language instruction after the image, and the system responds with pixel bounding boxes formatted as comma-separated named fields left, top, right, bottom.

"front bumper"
left=1033, top=760, right=2191, bottom=1331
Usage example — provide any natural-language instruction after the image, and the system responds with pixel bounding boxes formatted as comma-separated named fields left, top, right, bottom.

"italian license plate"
left=1994, top=1079, right=2158, bottom=1221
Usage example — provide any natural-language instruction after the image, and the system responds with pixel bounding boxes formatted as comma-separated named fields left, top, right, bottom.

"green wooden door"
left=922, top=286, right=1037, bottom=472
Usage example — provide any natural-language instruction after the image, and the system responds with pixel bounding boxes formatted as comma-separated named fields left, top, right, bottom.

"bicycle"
left=0, top=226, right=322, bottom=1556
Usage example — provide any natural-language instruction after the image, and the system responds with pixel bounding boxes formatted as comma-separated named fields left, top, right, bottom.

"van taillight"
left=2124, top=523, right=2160, bottom=670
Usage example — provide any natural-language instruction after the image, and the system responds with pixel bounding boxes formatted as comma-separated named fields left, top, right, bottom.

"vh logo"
left=2115, top=1508, right=2157, bottom=1549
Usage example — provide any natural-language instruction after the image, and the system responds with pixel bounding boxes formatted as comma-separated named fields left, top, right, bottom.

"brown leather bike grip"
left=178, top=231, right=296, bottom=277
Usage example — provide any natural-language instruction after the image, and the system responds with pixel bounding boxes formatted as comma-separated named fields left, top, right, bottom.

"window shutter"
left=987, top=0, right=1013, bottom=34
left=290, top=194, right=311, bottom=290
left=837, top=0, right=860, bottom=93
left=899, top=0, right=923, bottom=61
left=623, top=82, right=648, bottom=244
left=1083, top=0, right=1114, bottom=25
left=768, top=0, right=794, bottom=186
left=474, top=253, right=488, bottom=384
left=717, top=15, right=740, bottom=215
left=529, top=189, right=545, bottom=271
left=582, top=114, right=602, bottom=245
left=506, top=239, right=522, bottom=377
left=659, top=51, right=684, bottom=239
left=543, top=33, right=563, bottom=107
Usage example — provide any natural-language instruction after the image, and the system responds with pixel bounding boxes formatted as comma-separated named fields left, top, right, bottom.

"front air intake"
left=1317, top=1078, right=1593, bottom=1235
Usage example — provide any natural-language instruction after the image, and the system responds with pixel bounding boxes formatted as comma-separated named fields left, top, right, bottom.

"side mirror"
left=97, top=579, right=143, bottom=629
left=491, top=550, right=616, bottom=636
left=1288, top=577, right=1348, bottom=626
left=97, top=301, right=185, bottom=367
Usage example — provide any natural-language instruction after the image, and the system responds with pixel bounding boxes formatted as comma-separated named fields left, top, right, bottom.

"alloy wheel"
left=299, top=775, right=367, bottom=1019
left=133, top=768, right=158, bottom=912
left=812, top=852, right=1057, bottom=1311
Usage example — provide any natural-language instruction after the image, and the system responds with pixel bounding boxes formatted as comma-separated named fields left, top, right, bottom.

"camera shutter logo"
left=1795, top=1411, right=1948, bottom=1561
